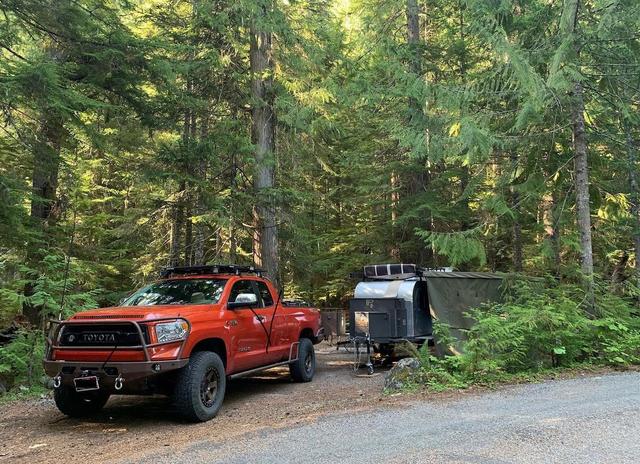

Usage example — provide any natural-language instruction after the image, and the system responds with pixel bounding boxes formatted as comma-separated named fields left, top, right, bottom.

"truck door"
left=227, top=279, right=271, bottom=371
left=254, top=280, right=289, bottom=362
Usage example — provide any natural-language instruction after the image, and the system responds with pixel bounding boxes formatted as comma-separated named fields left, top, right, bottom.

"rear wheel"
left=173, top=351, right=226, bottom=422
left=53, top=386, right=110, bottom=418
left=290, top=338, right=316, bottom=382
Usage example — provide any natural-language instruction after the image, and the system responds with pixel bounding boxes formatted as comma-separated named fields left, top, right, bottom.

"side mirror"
left=227, top=293, right=258, bottom=310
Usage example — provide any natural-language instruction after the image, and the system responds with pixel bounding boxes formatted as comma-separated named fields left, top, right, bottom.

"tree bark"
left=562, top=0, right=594, bottom=310
left=250, top=2, right=279, bottom=288
left=228, top=152, right=238, bottom=263
left=405, top=0, right=434, bottom=264
left=170, top=104, right=193, bottom=268
left=457, top=2, right=473, bottom=240
left=542, top=190, right=562, bottom=276
left=184, top=202, right=193, bottom=266
left=23, top=113, right=64, bottom=326
left=510, top=152, right=523, bottom=272
left=407, top=0, right=421, bottom=117
left=572, top=82, right=594, bottom=287
left=541, top=150, right=562, bottom=275
left=192, top=114, right=208, bottom=266
left=169, top=180, right=185, bottom=267
left=30, top=116, right=63, bottom=226
left=390, top=169, right=400, bottom=260
left=625, top=123, right=640, bottom=302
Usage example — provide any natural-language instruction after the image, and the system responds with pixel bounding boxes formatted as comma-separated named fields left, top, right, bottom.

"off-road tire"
left=290, top=338, right=316, bottom=382
left=53, top=386, right=110, bottom=418
left=173, top=351, right=226, bottom=422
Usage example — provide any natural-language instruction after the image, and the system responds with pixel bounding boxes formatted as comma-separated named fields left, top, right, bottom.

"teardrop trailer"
left=347, top=264, right=504, bottom=373
left=44, top=265, right=323, bottom=422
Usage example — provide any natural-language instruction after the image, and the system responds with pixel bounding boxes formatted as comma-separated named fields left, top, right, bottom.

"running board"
left=229, top=341, right=300, bottom=380
left=229, top=360, right=294, bottom=379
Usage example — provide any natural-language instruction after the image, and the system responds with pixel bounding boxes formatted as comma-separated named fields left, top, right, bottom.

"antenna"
left=266, top=287, right=284, bottom=354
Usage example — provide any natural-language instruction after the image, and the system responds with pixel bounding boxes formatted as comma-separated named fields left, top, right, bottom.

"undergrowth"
left=393, top=278, right=640, bottom=392
left=0, top=330, right=47, bottom=395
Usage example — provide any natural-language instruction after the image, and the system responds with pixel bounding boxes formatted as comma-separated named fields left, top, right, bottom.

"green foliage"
left=0, top=331, right=46, bottom=391
left=415, top=228, right=487, bottom=266
left=393, top=279, right=640, bottom=392
left=1, top=0, right=640, bottom=395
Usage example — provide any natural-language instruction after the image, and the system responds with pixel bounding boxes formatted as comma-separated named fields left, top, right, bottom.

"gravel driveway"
left=136, top=372, right=640, bottom=464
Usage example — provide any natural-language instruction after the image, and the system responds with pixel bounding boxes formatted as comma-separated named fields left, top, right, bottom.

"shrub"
left=400, top=278, right=640, bottom=392
left=0, top=330, right=46, bottom=393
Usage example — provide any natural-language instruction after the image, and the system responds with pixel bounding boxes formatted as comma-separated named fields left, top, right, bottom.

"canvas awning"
left=424, top=272, right=504, bottom=355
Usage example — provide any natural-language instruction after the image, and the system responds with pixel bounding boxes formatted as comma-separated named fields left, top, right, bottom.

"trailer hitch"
left=353, top=337, right=374, bottom=375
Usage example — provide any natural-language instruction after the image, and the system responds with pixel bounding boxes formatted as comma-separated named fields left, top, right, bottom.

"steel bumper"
left=44, top=359, right=189, bottom=388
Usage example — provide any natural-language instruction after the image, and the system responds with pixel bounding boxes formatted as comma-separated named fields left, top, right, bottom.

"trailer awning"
left=425, top=272, right=504, bottom=355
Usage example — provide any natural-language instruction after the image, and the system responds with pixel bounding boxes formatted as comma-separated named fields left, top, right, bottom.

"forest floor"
left=0, top=343, right=424, bottom=464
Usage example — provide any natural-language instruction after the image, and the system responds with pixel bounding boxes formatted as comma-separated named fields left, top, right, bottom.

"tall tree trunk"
left=542, top=190, right=562, bottom=276
left=390, top=169, right=400, bottom=260
left=542, top=150, right=562, bottom=275
left=625, top=123, right=640, bottom=303
left=229, top=152, right=238, bottom=263
left=405, top=0, right=433, bottom=264
left=192, top=113, right=208, bottom=266
left=510, top=152, right=523, bottom=272
left=170, top=106, right=192, bottom=267
left=457, top=0, right=473, bottom=257
left=169, top=180, right=185, bottom=267
left=250, top=3, right=279, bottom=288
left=407, top=0, right=421, bottom=107
left=572, top=82, right=594, bottom=294
left=23, top=113, right=64, bottom=326
left=183, top=79, right=199, bottom=266
left=184, top=203, right=193, bottom=266
left=562, top=0, right=595, bottom=310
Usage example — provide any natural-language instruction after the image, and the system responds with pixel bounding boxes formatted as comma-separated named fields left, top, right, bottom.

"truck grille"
left=59, top=324, right=149, bottom=347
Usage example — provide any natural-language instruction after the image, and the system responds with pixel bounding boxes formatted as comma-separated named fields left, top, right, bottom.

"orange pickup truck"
left=44, top=265, right=323, bottom=422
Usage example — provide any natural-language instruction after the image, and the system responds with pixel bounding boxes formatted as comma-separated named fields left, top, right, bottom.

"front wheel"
left=173, top=351, right=226, bottom=422
left=53, top=386, right=110, bottom=418
left=290, top=338, right=316, bottom=382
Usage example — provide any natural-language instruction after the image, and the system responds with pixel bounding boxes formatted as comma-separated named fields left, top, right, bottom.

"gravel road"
left=136, top=372, right=640, bottom=464
left=1, top=345, right=396, bottom=463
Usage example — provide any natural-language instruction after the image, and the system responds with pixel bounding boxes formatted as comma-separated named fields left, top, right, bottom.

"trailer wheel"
left=290, top=338, right=315, bottom=382
left=173, top=351, right=226, bottom=422
left=53, top=386, right=110, bottom=418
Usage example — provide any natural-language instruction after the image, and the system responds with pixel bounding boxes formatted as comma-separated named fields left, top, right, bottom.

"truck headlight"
left=155, top=319, right=189, bottom=343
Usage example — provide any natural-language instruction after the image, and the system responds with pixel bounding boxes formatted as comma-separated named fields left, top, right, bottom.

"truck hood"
left=69, top=304, right=220, bottom=322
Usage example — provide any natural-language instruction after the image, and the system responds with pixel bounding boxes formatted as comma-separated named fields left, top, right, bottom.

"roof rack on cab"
left=160, top=264, right=265, bottom=279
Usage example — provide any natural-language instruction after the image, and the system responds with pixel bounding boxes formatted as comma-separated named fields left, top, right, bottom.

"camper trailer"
left=348, top=264, right=503, bottom=371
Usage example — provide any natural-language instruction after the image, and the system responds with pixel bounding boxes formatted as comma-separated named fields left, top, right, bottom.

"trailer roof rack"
left=350, top=264, right=454, bottom=281
left=160, top=264, right=265, bottom=279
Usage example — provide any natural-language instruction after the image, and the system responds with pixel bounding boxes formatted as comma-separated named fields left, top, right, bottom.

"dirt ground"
left=0, top=344, right=418, bottom=464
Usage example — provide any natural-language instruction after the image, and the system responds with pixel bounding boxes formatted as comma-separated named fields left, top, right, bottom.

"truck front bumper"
left=44, top=359, right=189, bottom=390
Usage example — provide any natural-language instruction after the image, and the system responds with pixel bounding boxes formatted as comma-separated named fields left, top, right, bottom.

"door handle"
left=255, top=315, right=265, bottom=322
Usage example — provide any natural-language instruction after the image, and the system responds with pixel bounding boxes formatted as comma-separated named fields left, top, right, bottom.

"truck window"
left=122, top=279, right=227, bottom=306
left=255, top=281, right=274, bottom=307
left=229, top=280, right=259, bottom=303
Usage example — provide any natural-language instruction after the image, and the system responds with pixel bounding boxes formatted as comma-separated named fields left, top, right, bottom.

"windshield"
left=122, top=279, right=227, bottom=306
